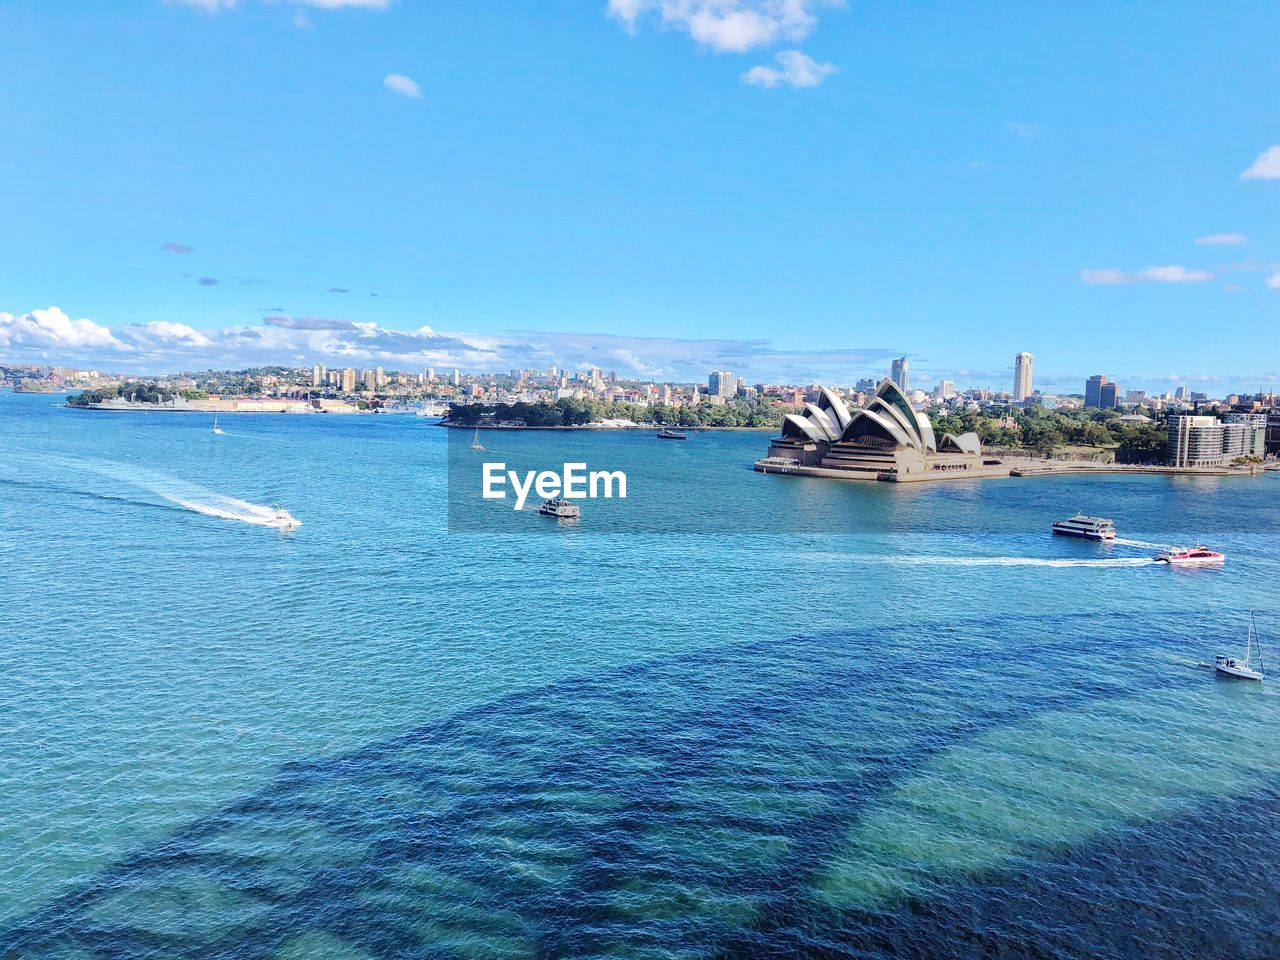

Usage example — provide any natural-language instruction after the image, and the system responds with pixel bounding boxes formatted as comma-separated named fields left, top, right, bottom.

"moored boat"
left=1051, top=514, right=1116, bottom=541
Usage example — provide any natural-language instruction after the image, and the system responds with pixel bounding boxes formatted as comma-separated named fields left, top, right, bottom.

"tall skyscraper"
left=1100, top=382, right=1119, bottom=409
left=341, top=367, right=356, bottom=392
left=451, top=369, right=461, bottom=387
left=1085, top=374, right=1107, bottom=409
left=890, top=357, right=909, bottom=393
left=708, top=371, right=736, bottom=398
left=1013, top=352, right=1033, bottom=402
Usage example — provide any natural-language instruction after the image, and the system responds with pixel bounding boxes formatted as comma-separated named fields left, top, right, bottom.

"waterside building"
left=755, top=379, right=1009, bottom=483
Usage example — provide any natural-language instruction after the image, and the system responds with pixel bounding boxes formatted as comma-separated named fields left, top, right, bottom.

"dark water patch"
left=726, top=784, right=1280, bottom=960
left=0, top=611, right=1242, bottom=959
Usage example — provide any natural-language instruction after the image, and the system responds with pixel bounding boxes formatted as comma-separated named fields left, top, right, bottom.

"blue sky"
left=0, top=0, right=1277, bottom=392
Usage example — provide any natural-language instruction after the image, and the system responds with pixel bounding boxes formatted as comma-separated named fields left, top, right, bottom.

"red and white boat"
left=1155, top=545, right=1224, bottom=567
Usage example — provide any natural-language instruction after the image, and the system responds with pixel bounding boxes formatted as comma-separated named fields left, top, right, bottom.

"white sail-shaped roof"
left=840, top=407, right=916, bottom=449
left=781, top=413, right=827, bottom=442
left=817, top=386, right=853, bottom=431
left=802, top=403, right=840, bottom=441
left=940, top=432, right=981, bottom=455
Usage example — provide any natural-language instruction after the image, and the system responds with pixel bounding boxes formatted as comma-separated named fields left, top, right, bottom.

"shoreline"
left=63, top=403, right=373, bottom=415
left=439, top=421, right=775, bottom=432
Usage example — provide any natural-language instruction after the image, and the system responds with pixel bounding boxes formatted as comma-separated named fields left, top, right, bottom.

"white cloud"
left=295, top=0, right=391, bottom=7
left=167, top=0, right=388, bottom=13
left=0, top=306, right=895, bottom=380
left=741, top=49, right=837, bottom=88
left=1266, top=272, right=1280, bottom=289
left=1194, top=233, right=1247, bottom=245
left=1081, top=265, right=1213, bottom=285
left=0, top=307, right=124, bottom=351
left=1141, top=265, right=1214, bottom=283
left=1005, top=121, right=1042, bottom=140
left=165, top=0, right=238, bottom=10
left=1241, top=145, right=1280, bottom=180
left=608, top=0, right=839, bottom=54
left=383, top=73, right=422, bottom=99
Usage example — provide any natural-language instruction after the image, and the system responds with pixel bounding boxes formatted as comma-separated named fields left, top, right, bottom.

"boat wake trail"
left=883, top=556, right=1158, bottom=569
left=164, top=496, right=284, bottom=527
left=45, top=457, right=291, bottom=528
left=1113, top=538, right=1173, bottom=550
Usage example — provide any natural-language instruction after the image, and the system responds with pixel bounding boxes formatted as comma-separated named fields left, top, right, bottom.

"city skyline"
left=2, top=2, right=1278, bottom=391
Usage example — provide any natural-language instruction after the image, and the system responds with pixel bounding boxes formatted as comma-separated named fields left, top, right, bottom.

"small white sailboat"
left=1215, top=612, right=1265, bottom=681
left=212, top=415, right=225, bottom=435
left=470, top=427, right=484, bottom=451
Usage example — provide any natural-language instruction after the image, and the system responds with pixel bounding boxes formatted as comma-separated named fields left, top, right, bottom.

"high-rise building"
left=1222, top=412, right=1267, bottom=457
left=426, top=368, right=435, bottom=382
left=708, top=371, right=736, bottom=398
left=341, top=367, right=356, bottom=392
left=890, top=357, right=909, bottom=393
left=451, top=369, right=461, bottom=387
left=375, top=366, right=385, bottom=388
left=1167, top=416, right=1225, bottom=467
left=1013, top=352, right=1033, bottom=402
left=935, top=380, right=956, bottom=400
left=1085, top=375, right=1107, bottom=409
left=1100, top=382, right=1119, bottom=409
left=855, top=378, right=877, bottom=394
left=311, top=364, right=326, bottom=387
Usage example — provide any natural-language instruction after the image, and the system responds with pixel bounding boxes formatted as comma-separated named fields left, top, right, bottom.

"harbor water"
left=1, top=392, right=1278, bottom=958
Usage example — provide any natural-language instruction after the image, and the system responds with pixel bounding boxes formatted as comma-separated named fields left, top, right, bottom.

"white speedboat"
left=212, top=415, right=225, bottom=435
left=266, top=507, right=302, bottom=530
left=1156, top=545, right=1224, bottom=567
left=1216, top=613, right=1265, bottom=681
left=1052, top=514, right=1116, bottom=541
left=538, top=498, right=580, bottom=519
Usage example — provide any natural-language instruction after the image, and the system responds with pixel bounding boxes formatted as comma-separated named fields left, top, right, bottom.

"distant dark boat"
left=656, top=428, right=687, bottom=440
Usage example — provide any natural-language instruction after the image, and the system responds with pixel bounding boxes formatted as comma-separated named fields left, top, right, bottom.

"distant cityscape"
left=4, top=350, right=1278, bottom=469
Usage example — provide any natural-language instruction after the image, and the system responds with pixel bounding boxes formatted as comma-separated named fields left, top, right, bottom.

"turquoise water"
left=1, top=392, right=1278, bottom=958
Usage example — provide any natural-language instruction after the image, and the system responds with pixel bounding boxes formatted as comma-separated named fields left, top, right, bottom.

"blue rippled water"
left=1, top=392, right=1278, bottom=959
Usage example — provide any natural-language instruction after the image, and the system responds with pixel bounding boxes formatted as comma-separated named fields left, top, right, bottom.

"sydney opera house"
left=755, top=379, right=1009, bottom=482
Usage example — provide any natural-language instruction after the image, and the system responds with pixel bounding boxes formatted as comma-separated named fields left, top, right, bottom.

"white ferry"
left=538, top=498, right=580, bottom=519
left=1051, top=514, right=1117, bottom=541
